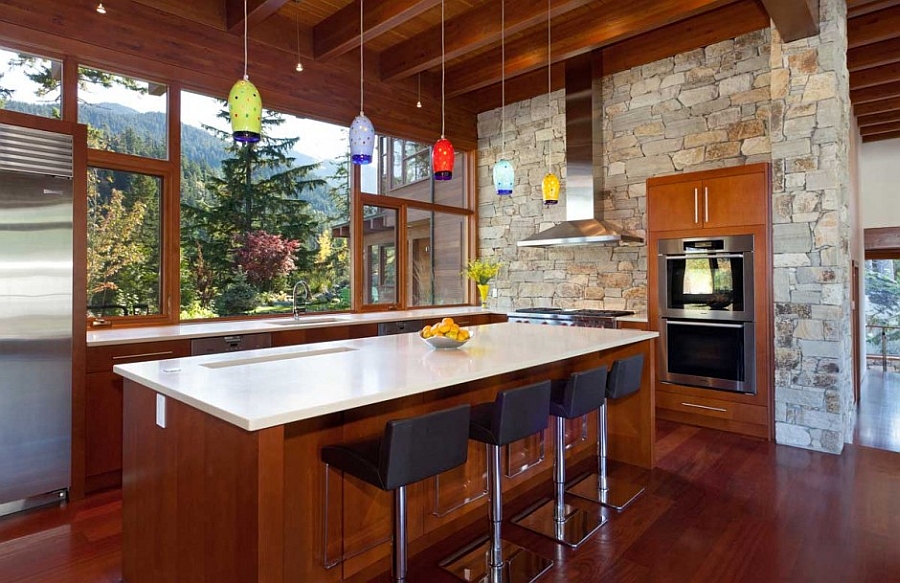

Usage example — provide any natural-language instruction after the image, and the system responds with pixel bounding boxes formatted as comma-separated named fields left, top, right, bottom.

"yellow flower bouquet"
left=464, top=257, right=502, bottom=308
left=464, top=257, right=502, bottom=285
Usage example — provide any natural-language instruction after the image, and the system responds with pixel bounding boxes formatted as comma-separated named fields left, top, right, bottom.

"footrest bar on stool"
left=510, top=496, right=606, bottom=549
left=566, top=472, right=645, bottom=512
left=440, top=535, right=553, bottom=583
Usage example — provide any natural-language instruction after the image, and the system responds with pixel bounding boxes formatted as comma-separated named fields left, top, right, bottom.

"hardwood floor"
left=854, top=370, right=900, bottom=453
left=2, top=420, right=899, bottom=583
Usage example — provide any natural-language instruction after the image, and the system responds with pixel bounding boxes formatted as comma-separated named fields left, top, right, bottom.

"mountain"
left=1, top=100, right=345, bottom=217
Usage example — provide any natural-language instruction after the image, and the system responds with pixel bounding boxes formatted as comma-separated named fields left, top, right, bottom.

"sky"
left=0, top=48, right=349, bottom=163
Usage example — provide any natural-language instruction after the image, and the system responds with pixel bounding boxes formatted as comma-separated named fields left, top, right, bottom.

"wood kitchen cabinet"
left=646, top=162, right=773, bottom=440
left=84, top=340, right=190, bottom=492
left=647, top=163, right=768, bottom=232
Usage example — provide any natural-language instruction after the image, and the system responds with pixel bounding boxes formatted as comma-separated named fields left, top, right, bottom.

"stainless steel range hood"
left=518, top=52, right=642, bottom=247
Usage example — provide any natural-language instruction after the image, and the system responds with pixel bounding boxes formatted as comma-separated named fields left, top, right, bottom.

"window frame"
left=3, top=44, right=478, bottom=327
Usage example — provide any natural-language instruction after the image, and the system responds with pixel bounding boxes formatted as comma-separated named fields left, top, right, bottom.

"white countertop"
left=114, top=323, right=658, bottom=432
left=87, top=306, right=496, bottom=347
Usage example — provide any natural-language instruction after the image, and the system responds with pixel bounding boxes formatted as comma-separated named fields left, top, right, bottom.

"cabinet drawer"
left=87, top=340, right=191, bottom=373
left=656, top=390, right=767, bottom=425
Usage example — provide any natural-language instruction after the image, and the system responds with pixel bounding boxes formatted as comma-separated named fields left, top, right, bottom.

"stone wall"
left=476, top=0, right=855, bottom=454
left=770, top=0, right=853, bottom=453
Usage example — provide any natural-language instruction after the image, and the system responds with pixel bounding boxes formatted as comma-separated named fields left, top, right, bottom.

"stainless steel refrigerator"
left=0, top=123, right=73, bottom=517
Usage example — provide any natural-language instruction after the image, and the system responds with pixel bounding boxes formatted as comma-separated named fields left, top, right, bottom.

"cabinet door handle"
left=693, top=188, right=699, bottom=224
left=681, top=402, right=727, bottom=413
left=704, top=186, right=709, bottom=223
left=112, top=350, right=175, bottom=361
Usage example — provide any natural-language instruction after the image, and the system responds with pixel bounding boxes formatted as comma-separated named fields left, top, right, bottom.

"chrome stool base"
left=441, top=536, right=553, bottom=583
left=511, top=497, right=605, bottom=548
left=567, top=472, right=645, bottom=512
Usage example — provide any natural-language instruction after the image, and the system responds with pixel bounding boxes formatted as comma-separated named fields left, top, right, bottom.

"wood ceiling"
left=848, top=0, right=900, bottom=142
left=6, top=0, right=880, bottom=147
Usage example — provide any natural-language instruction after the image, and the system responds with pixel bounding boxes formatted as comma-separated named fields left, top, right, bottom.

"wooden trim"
left=865, top=226, right=900, bottom=251
left=646, top=161, right=771, bottom=187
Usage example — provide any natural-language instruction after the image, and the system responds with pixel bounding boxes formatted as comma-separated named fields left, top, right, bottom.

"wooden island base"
left=122, top=338, right=654, bottom=583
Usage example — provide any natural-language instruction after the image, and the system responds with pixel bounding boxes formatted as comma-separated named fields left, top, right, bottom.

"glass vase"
left=477, top=284, right=490, bottom=308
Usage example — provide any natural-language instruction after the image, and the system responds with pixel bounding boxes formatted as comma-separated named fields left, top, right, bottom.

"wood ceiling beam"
left=0, top=0, right=477, bottom=149
left=857, top=110, right=900, bottom=126
left=464, top=0, right=768, bottom=113
left=850, top=62, right=900, bottom=90
left=853, top=95, right=900, bottom=116
left=858, top=120, right=900, bottom=135
left=848, top=37, right=900, bottom=71
left=601, top=0, right=770, bottom=76
left=378, top=0, right=595, bottom=83
left=851, top=79, right=900, bottom=103
left=313, top=0, right=441, bottom=61
left=226, top=0, right=290, bottom=33
left=862, top=130, right=900, bottom=142
left=758, top=0, right=818, bottom=42
left=848, top=0, right=900, bottom=18
left=443, top=0, right=736, bottom=99
left=847, top=4, right=900, bottom=49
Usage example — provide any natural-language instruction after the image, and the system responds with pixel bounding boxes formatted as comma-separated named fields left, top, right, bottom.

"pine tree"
left=181, top=108, right=325, bottom=308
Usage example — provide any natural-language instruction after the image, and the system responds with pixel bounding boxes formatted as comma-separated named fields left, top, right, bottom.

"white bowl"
left=421, top=333, right=470, bottom=350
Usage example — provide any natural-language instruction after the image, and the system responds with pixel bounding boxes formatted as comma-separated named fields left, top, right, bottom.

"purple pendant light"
left=349, top=0, right=375, bottom=164
left=493, top=0, right=514, bottom=195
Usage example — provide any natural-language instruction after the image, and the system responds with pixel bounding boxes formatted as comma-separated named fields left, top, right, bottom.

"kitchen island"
left=115, top=323, right=657, bottom=583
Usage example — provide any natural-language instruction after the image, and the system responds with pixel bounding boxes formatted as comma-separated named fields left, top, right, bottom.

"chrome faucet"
left=292, top=280, right=311, bottom=319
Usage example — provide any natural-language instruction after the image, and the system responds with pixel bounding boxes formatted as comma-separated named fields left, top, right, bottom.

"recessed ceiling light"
left=96, top=3, right=106, bottom=14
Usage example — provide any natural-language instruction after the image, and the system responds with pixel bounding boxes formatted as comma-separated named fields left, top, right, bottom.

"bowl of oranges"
left=420, top=317, right=472, bottom=349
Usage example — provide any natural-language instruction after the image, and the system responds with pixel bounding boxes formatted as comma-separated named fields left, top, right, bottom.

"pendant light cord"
left=441, top=0, right=446, bottom=138
left=243, top=0, right=249, bottom=80
left=360, top=0, right=364, bottom=114
left=500, top=0, right=505, bottom=157
left=546, top=0, right=551, bottom=170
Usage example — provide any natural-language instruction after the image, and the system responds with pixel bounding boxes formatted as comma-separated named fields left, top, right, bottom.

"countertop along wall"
left=477, top=0, right=857, bottom=454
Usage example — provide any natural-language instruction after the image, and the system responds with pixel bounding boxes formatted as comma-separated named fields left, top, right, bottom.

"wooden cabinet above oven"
left=647, top=163, right=769, bottom=232
left=646, top=162, right=773, bottom=440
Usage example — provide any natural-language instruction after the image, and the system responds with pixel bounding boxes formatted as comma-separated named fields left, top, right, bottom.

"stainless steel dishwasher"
left=190, top=333, right=273, bottom=355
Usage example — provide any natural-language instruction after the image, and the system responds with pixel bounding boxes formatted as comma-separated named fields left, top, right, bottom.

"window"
left=179, top=90, right=352, bottom=319
left=0, top=46, right=63, bottom=119
left=77, top=67, right=168, bottom=159
left=3, top=49, right=475, bottom=325
left=87, top=168, right=162, bottom=317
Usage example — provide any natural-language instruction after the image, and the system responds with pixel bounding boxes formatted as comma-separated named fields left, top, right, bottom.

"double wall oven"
left=657, top=235, right=756, bottom=394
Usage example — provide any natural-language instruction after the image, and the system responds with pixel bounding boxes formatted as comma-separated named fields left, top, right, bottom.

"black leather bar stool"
left=567, top=354, right=645, bottom=511
left=442, top=380, right=553, bottom=583
left=511, top=366, right=608, bottom=547
left=321, top=404, right=471, bottom=583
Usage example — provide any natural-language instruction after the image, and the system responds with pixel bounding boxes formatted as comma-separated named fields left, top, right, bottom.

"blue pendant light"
left=493, top=159, right=514, bottom=195
left=493, top=0, right=514, bottom=196
left=349, top=0, right=374, bottom=164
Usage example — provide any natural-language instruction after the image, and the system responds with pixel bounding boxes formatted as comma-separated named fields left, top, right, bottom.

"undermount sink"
left=201, top=346, right=356, bottom=368
left=268, top=316, right=344, bottom=325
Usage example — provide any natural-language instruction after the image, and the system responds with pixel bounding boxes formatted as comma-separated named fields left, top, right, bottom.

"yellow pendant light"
left=541, top=0, right=558, bottom=205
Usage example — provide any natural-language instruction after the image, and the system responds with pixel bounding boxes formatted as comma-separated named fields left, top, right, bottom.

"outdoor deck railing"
left=866, top=324, right=900, bottom=372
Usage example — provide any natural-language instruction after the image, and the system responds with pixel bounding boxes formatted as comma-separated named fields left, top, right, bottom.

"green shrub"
left=213, top=275, right=260, bottom=316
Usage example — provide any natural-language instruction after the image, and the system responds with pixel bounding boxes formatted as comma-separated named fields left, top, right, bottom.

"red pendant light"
left=433, top=0, right=454, bottom=180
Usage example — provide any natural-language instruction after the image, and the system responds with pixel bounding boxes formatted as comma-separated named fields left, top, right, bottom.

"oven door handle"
left=663, top=253, right=745, bottom=260
left=666, top=320, right=745, bottom=329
